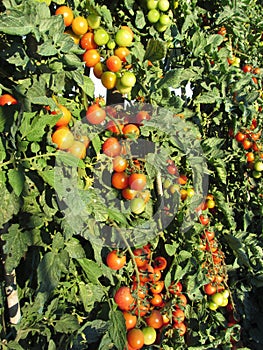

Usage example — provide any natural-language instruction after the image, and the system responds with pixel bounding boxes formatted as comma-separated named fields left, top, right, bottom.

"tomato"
left=254, top=160, right=263, bottom=172
left=78, top=135, right=90, bottom=148
left=199, top=214, right=210, bottom=225
left=177, top=174, right=187, bottom=185
left=123, top=124, right=140, bottom=138
left=158, top=0, right=169, bottom=11
left=68, top=140, right=86, bottom=159
left=242, top=139, right=252, bottom=150
left=242, top=64, right=253, bottom=73
left=173, top=321, right=187, bottom=336
left=180, top=189, right=188, bottom=200
left=107, top=39, right=116, bottom=50
left=71, top=16, right=88, bottom=36
left=121, top=72, right=136, bottom=87
left=114, top=47, right=130, bottom=62
left=218, top=26, right=227, bottom=36
left=235, top=131, right=246, bottom=142
left=87, top=13, right=101, bottom=29
left=52, top=127, right=74, bottom=150
left=162, top=313, right=170, bottom=325
left=111, top=171, right=129, bottom=190
left=133, top=299, right=150, bottom=317
left=139, top=264, right=154, bottom=282
left=159, top=14, right=170, bottom=26
left=121, top=26, right=134, bottom=40
left=246, top=152, right=255, bottom=162
left=106, top=55, right=122, bottom=72
left=142, top=326, right=157, bottom=346
left=94, top=28, right=110, bottom=46
left=122, top=188, right=137, bottom=200
left=80, top=32, right=98, bottom=50
left=152, top=268, right=162, bottom=282
left=86, top=103, right=106, bottom=124
left=150, top=293, right=163, bottom=307
left=169, top=281, right=183, bottom=294
left=112, top=156, right=128, bottom=173
left=129, top=173, right=147, bottom=191
left=106, top=250, right=126, bottom=270
left=153, top=256, right=167, bottom=271
left=64, top=29, right=80, bottom=45
left=83, top=49, right=101, bottom=68
left=174, top=293, right=187, bottom=308
left=115, top=28, right=133, bottom=47
left=133, top=248, right=149, bottom=267
left=202, top=230, right=215, bottom=241
left=150, top=280, right=164, bottom=294
left=102, top=137, right=122, bottom=157
left=147, top=0, right=158, bottom=9
left=101, top=71, right=117, bottom=89
left=0, top=93, right=18, bottom=106
left=136, top=111, right=151, bottom=125
left=55, top=5, right=74, bottom=27
left=127, top=328, right=144, bottom=349
left=55, top=104, right=72, bottom=127
left=147, top=9, right=160, bottom=23
left=172, top=308, right=185, bottom=323
left=132, top=281, right=148, bottom=300
left=93, top=62, right=104, bottom=79
left=186, top=187, right=195, bottom=198
left=130, top=197, right=146, bottom=215
left=211, top=292, right=224, bottom=306
left=116, top=79, right=132, bottom=95
left=146, top=310, right=163, bottom=329
left=206, top=199, right=215, bottom=209
left=204, top=283, right=217, bottom=295
left=114, top=286, right=135, bottom=311
left=123, top=311, right=137, bottom=330
left=208, top=301, right=218, bottom=311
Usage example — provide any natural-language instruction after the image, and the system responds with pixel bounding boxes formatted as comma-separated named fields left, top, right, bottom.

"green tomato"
left=120, top=71, right=136, bottom=87
left=159, top=14, right=171, bottom=26
left=254, top=160, right=263, bottom=172
left=208, top=301, right=218, bottom=311
left=147, top=9, right=160, bottom=23
left=186, top=188, right=195, bottom=198
left=147, top=0, right=159, bottom=10
left=211, top=292, right=224, bottom=306
left=130, top=198, right=146, bottom=215
left=222, top=290, right=230, bottom=299
left=252, top=170, right=262, bottom=179
left=158, top=0, right=170, bottom=11
left=220, top=298, right=229, bottom=307
left=94, top=28, right=110, bottom=46
left=87, top=14, right=101, bottom=29
left=155, top=22, right=168, bottom=32
left=115, top=29, right=133, bottom=47
left=107, top=39, right=116, bottom=50
left=116, top=79, right=132, bottom=95
left=142, top=326, right=157, bottom=345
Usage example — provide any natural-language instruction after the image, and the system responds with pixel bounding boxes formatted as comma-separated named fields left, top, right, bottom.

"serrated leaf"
left=92, top=134, right=102, bottom=154
left=214, top=190, right=236, bottom=228
left=0, top=178, right=20, bottom=229
left=65, top=238, right=86, bottom=259
left=108, top=310, right=126, bottom=350
left=144, top=39, right=167, bottom=62
left=0, top=14, right=33, bottom=35
left=8, top=168, right=24, bottom=196
left=79, top=283, right=105, bottom=312
left=54, top=314, right=79, bottom=333
left=80, top=75, right=95, bottom=98
left=107, top=209, right=128, bottom=225
left=1, top=224, right=32, bottom=272
left=38, top=41, right=58, bottom=56
left=77, top=258, right=103, bottom=285
left=135, top=10, right=146, bottom=29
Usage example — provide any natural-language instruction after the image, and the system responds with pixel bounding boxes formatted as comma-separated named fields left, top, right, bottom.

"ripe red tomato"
left=55, top=5, right=74, bottom=27
left=173, top=321, right=187, bottom=336
left=80, top=32, right=98, bottom=50
left=202, top=230, right=215, bottom=241
left=129, top=173, right=147, bottom=191
left=150, top=280, right=165, bottom=294
left=127, top=328, right=144, bottom=349
left=152, top=268, right=162, bottom=282
left=133, top=299, right=150, bottom=317
left=52, top=127, right=74, bottom=150
left=172, top=308, right=185, bottom=323
left=136, top=110, right=151, bottom=125
left=174, top=293, right=187, bottom=308
left=106, top=120, right=124, bottom=134
left=122, top=311, right=137, bottom=330
left=246, top=152, right=255, bottom=162
left=86, top=103, right=106, bottom=125
left=218, top=26, right=227, bottom=36
left=132, top=281, right=148, bottom=300
left=146, top=310, right=163, bottom=329
left=242, top=64, right=253, bottom=73
left=102, top=137, right=122, bottom=157
left=153, top=256, right=167, bottom=271
left=122, top=187, right=137, bottom=200
left=235, top=132, right=246, bottom=142
left=114, top=286, right=134, bottom=311
left=101, top=71, right=117, bottom=89
left=150, top=293, right=163, bottom=307
left=169, top=281, right=183, bottom=294
left=68, top=140, right=86, bottom=159
left=71, top=16, right=88, bottom=36
left=55, top=104, right=72, bottom=127
left=106, top=55, right=122, bottom=72
left=113, top=156, right=128, bottom=172
left=106, top=250, right=126, bottom=270
left=242, top=139, right=252, bottom=150
left=123, top=124, right=140, bottom=138
left=199, top=214, right=210, bottom=225
left=133, top=248, right=149, bottom=267
left=111, top=171, right=129, bottom=190
left=0, top=94, right=18, bottom=106
left=204, top=283, right=217, bottom=295
left=139, top=264, right=154, bottom=282
left=83, top=49, right=101, bottom=68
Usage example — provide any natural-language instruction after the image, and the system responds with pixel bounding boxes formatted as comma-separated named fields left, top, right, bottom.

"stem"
left=4, top=268, right=21, bottom=325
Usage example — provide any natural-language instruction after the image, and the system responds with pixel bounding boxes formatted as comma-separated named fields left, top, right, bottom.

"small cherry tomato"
left=106, top=250, right=126, bottom=270
left=153, top=256, right=167, bottom=271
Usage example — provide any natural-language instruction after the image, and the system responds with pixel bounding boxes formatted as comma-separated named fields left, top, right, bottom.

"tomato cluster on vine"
left=106, top=245, right=188, bottom=349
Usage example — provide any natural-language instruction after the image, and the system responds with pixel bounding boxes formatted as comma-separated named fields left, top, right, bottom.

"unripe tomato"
left=158, top=0, right=170, bottom=11
left=121, top=71, right=136, bottom=87
left=116, top=79, right=132, bottom=94
left=55, top=104, right=72, bottom=127
left=211, top=292, right=224, bottom=306
left=101, top=71, right=117, bottom=89
left=55, top=6, right=74, bottom=27
left=147, top=0, right=158, bottom=10
left=71, top=16, right=88, bottom=36
left=142, top=326, right=157, bottom=346
left=87, top=13, right=101, bottom=29
left=254, top=160, right=263, bottom=172
left=68, top=140, right=86, bottom=159
left=159, top=14, right=170, bottom=26
left=93, top=62, right=104, bottom=79
left=52, top=127, right=74, bottom=150
left=106, top=250, right=126, bottom=270
left=86, top=103, right=106, bottom=124
left=114, top=47, right=130, bottom=62
left=94, top=28, right=110, bottom=46
left=64, top=29, right=80, bottom=45
left=147, top=9, right=160, bottom=23
left=130, top=197, right=146, bottom=214
left=115, top=28, right=133, bottom=47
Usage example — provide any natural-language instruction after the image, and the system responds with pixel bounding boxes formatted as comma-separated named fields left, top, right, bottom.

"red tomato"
left=146, top=310, right=163, bottom=329
left=242, top=64, right=253, bottom=73
left=235, top=132, right=246, bottom=142
left=80, top=32, right=98, bottom=50
left=133, top=248, right=149, bottom=268
left=123, top=311, right=137, bottom=330
left=204, top=283, right=217, bottom=295
left=129, top=173, right=147, bottom=191
left=139, top=264, right=154, bottom=283
left=136, top=110, right=151, bottom=125
left=169, top=281, right=183, bottom=294
left=0, top=94, right=18, bottom=106
left=106, top=120, right=124, bottom=134
left=113, top=156, right=128, bottom=172
left=106, top=55, right=122, bottom=72
left=55, top=6, right=74, bottom=27
left=152, top=268, right=162, bottom=282
left=123, top=124, right=140, bottom=138
left=199, top=214, right=210, bottom=225
left=83, top=49, right=101, bottom=68
left=114, top=286, right=135, bottom=311
left=133, top=299, right=151, bottom=317
left=153, top=256, right=167, bottom=271
left=150, top=293, right=163, bottom=307
left=122, top=187, right=137, bottom=200
left=132, top=281, right=148, bottom=300
left=102, top=137, right=122, bottom=157
left=172, top=308, right=185, bottom=323
left=242, top=139, right=252, bottom=150
left=127, top=328, right=144, bottom=349
left=174, top=293, right=187, bottom=308
left=173, top=321, right=187, bottom=336
left=106, top=250, right=126, bottom=270
left=202, top=230, right=215, bottom=241
left=150, top=280, right=165, bottom=294
left=111, top=171, right=129, bottom=190
left=93, top=62, right=104, bottom=79
left=86, top=103, right=106, bottom=124
left=246, top=152, right=255, bottom=162
left=52, top=127, right=74, bottom=150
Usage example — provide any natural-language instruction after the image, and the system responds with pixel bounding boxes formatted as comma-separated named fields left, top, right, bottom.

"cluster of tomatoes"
left=145, top=0, right=171, bottom=32
left=106, top=245, right=188, bottom=349
left=55, top=5, right=137, bottom=95
left=233, top=119, right=263, bottom=179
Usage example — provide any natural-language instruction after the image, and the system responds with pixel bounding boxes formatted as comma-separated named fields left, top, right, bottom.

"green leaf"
left=80, top=75, right=95, bottom=98
left=79, top=283, right=105, bottom=312
left=144, top=39, right=167, bottom=62
left=38, top=41, right=58, bottom=56
left=54, top=314, right=79, bottom=333
left=108, top=310, right=126, bottom=350
left=7, top=168, right=25, bottom=197
left=77, top=258, right=103, bottom=285
left=0, top=178, right=20, bottom=229
left=0, top=14, right=33, bottom=35
left=1, top=224, right=32, bottom=272
left=91, top=134, right=102, bottom=155
left=107, top=208, right=128, bottom=225
left=65, top=238, right=86, bottom=259
left=135, top=10, right=146, bottom=29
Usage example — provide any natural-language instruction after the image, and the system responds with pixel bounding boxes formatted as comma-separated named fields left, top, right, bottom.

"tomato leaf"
left=135, top=10, right=146, bottom=29
left=144, top=39, right=167, bottom=62
left=54, top=314, right=79, bottom=333
left=7, top=168, right=25, bottom=197
left=77, top=258, right=103, bottom=285
left=108, top=309, right=126, bottom=350
left=79, top=283, right=105, bottom=312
